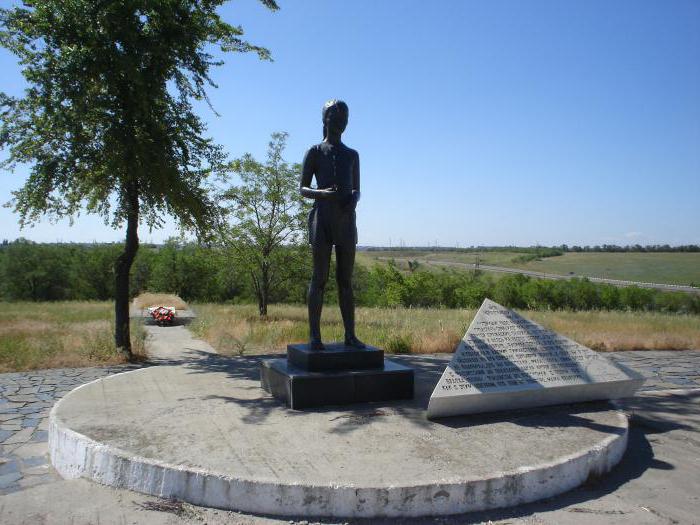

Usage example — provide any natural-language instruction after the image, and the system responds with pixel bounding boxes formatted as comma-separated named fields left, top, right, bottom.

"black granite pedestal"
left=287, top=342, right=385, bottom=371
left=260, top=343, right=414, bottom=409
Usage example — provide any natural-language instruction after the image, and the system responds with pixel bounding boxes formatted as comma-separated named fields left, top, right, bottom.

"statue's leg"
left=308, top=242, right=332, bottom=349
left=336, top=244, right=365, bottom=348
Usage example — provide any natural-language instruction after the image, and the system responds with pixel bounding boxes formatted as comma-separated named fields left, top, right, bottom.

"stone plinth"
left=261, top=357, right=413, bottom=409
left=287, top=342, right=384, bottom=371
left=427, top=299, right=645, bottom=419
left=261, top=342, right=413, bottom=409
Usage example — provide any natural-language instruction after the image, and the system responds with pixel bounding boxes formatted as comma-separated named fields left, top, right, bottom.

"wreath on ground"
left=148, top=306, right=176, bottom=326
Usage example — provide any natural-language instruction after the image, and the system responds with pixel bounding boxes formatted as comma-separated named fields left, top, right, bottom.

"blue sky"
left=1, top=0, right=699, bottom=246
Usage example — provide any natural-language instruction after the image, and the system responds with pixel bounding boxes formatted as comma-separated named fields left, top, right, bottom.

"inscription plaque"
left=427, top=299, right=644, bottom=418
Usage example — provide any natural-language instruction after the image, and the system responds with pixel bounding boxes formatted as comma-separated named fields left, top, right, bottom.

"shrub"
left=385, top=333, right=413, bottom=354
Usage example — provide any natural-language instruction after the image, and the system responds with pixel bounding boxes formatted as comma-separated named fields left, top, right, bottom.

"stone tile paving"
left=0, top=364, right=143, bottom=495
left=607, top=350, right=700, bottom=390
left=0, top=350, right=698, bottom=497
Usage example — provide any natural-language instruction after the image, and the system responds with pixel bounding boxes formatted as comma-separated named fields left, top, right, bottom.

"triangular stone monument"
left=427, top=299, right=644, bottom=418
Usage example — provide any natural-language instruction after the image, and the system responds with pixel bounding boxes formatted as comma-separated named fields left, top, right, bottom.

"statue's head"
left=322, top=99, right=348, bottom=139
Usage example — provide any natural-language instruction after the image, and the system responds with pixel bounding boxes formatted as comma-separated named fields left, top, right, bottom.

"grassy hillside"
left=357, top=251, right=508, bottom=279
left=360, top=250, right=700, bottom=286
left=511, top=252, right=700, bottom=286
left=361, top=250, right=537, bottom=267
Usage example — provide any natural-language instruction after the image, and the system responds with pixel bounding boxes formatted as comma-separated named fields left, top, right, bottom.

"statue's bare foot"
left=309, top=338, right=325, bottom=351
left=344, top=335, right=366, bottom=349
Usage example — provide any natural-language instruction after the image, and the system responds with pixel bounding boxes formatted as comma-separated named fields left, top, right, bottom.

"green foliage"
left=454, top=274, right=492, bottom=308
left=619, top=286, right=655, bottom=311
left=147, top=239, right=242, bottom=302
left=520, top=278, right=557, bottom=310
left=493, top=274, right=528, bottom=308
left=402, top=271, right=444, bottom=308
left=219, top=132, right=311, bottom=315
left=0, top=0, right=279, bottom=356
left=0, top=0, right=277, bottom=232
left=130, top=246, right=157, bottom=296
left=361, top=263, right=404, bottom=307
left=74, top=243, right=123, bottom=300
left=407, top=260, right=420, bottom=272
left=511, top=247, right=564, bottom=263
left=2, top=240, right=699, bottom=315
left=384, top=333, right=413, bottom=354
left=598, top=284, right=621, bottom=310
left=0, top=239, right=73, bottom=300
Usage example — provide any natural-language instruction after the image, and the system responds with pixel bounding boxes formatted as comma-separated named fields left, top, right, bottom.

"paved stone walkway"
left=607, top=350, right=700, bottom=390
left=0, top=350, right=698, bottom=498
left=0, top=364, right=143, bottom=495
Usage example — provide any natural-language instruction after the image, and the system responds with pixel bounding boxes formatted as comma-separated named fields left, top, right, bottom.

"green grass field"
left=511, top=252, right=700, bottom=286
left=360, top=250, right=532, bottom=267
left=356, top=250, right=508, bottom=280
left=360, top=250, right=700, bottom=286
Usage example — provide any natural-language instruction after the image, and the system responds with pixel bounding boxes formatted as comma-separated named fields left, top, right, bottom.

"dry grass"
left=0, top=302, right=147, bottom=373
left=132, top=293, right=188, bottom=310
left=526, top=310, right=700, bottom=352
left=190, top=303, right=700, bottom=356
left=2, top=300, right=697, bottom=373
left=190, top=303, right=470, bottom=356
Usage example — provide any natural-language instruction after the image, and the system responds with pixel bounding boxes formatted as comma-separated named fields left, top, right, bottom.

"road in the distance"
left=378, top=257, right=700, bottom=295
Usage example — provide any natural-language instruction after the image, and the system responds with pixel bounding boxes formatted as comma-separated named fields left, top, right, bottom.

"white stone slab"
left=427, top=299, right=644, bottom=418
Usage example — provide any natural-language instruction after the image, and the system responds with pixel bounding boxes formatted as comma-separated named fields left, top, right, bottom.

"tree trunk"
left=258, top=284, right=268, bottom=316
left=258, top=294, right=267, bottom=316
left=114, top=183, right=139, bottom=360
left=259, top=263, right=269, bottom=317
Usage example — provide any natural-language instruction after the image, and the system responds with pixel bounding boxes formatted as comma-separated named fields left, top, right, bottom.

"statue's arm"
left=300, top=148, right=336, bottom=200
left=350, top=150, right=361, bottom=205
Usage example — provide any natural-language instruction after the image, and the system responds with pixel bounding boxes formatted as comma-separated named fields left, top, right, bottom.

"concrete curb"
left=49, top=367, right=629, bottom=518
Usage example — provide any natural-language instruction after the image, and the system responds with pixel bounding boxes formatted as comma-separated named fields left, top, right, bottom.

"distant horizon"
left=2, top=237, right=699, bottom=251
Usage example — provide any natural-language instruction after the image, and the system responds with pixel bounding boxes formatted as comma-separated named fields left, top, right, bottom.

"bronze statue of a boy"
left=300, top=100, right=365, bottom=350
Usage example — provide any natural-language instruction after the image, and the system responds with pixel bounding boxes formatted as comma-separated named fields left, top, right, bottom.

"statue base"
left=261, top=343, right=414, bottom=409
left=287, top=342, right=384, bottom=371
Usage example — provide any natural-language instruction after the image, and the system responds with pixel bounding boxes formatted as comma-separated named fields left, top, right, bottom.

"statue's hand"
left=320, top=185, right=338, bottom=199
left=301, top=185, right=337, bottom=200
left=342, top=190, right=359, bottom=211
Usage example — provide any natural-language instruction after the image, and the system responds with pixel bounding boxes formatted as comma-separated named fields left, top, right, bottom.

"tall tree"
left=221, top=132, right=310, bottom=316
left=0, top=0, right=278, bottom=358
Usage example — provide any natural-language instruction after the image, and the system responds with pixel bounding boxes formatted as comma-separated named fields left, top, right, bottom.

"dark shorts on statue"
left=308, top=203, right=357, bottom=247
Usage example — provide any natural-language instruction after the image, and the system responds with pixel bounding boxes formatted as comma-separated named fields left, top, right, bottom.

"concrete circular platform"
left=49, top=351, right=629, bottom=518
